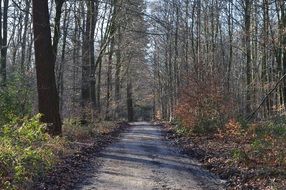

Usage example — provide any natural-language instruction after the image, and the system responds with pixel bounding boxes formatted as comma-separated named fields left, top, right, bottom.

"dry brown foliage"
left=175, top=68, right=235, bottom=133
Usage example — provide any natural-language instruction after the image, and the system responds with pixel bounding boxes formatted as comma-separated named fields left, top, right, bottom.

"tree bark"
left=52, top=0, right=64, bottom=60
left=127, top=78, right=134, bottom=122
left=58, top=3, right=70, bottom=114
left=20, top=0, right=31, bottom=72
left=81, top=0, right=98, bottom=111
left=0, top=0, right=8, bottom=85
left=114, top=26, right=122, bottom=119
left=127, top=59, right=134, bottom=122
left=32, top=0, right=62, bottom=136
left=245, top=0, right=252, bottom=115
left=281, top=2, right=286, bottom=106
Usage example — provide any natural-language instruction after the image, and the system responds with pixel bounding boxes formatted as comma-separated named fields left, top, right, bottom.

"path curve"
left=76, top=122, right=225, bottom=190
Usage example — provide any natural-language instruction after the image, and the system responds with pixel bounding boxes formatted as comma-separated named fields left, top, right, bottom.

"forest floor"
left=40, top=122, right=225, bottom=190
left=163, top=123, right=286, bottom=190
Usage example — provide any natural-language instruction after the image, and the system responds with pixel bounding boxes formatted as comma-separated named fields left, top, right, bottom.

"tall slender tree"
left=0, top=0, right=8, bottom=85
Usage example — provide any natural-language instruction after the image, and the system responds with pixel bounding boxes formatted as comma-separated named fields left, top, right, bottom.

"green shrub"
left=0, top=114, right=55, bottom=189
left=0, top=74, right=32, bottom=126
left=232, top=148, right=248, bottom=162
left=193, top=118, right=222, bottom=135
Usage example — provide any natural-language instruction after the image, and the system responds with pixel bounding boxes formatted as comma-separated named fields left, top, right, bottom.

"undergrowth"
left=172, top=67, right=286, bottom=179
left=0, top=74, right=32, bottom=127
left=170, top=115, right=286, bottom=189
left=0, top=114, right=58, bottom=189
left=0, top=114, right=120, bottom=190
left=242, top=119, right=286, bottom=169
left=63, top=118, right=118, bottom=142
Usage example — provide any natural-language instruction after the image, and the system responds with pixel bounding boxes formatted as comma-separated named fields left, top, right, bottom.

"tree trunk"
left=32, top=0, right=62, bottom=136
left=127, top=80, right=134, bottom=122
left=106, top=1, right=117, bottom=120
left=105, top=38, right=114, bottom=120
left=245, top=0, right=252, bottom=115
left=52, top=0, right=64, bottom=60
left=0, top=0, right=8, bottom=85
left=114, top=26, right=122, bottom=119
left=227, top=0, right=233, bottom=91
left=281, top=3, right=286, bottom=106
left=81, top=0, right=98, bottom=112
left=20, top=0, right=31, bottom=72
left=58, top=3, right=70, bottom=114
left=127, top=62, right=134, bottom=122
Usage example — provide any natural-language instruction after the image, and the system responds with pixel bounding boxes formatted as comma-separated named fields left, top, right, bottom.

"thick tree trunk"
left=81, top=0, right=98, bottom=111
left=32, top=0, right=62, bottom=136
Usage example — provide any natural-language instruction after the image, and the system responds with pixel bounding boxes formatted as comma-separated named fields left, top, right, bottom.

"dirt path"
left=75, top=122, right=225, bottom=190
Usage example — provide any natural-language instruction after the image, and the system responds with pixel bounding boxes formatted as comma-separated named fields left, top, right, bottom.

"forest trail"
left=75, top=122, right=225, bottom=190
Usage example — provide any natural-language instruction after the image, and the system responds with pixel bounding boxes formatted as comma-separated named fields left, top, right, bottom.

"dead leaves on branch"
left=175, top=70, right=236, bottom=134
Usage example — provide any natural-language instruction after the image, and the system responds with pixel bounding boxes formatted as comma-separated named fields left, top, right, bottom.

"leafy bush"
left=174, top=71, right=235, bottom=135
left=0, top=114, right=56, bottom=189
left=219, top=118, right=242, bottom=137
left=0, top=115, right=118, bottom=189
left=0, top=74, right=32, bottom=126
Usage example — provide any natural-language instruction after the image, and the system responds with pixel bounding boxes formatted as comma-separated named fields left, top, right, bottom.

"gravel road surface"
left=76, top=122, right=225, bottom=190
